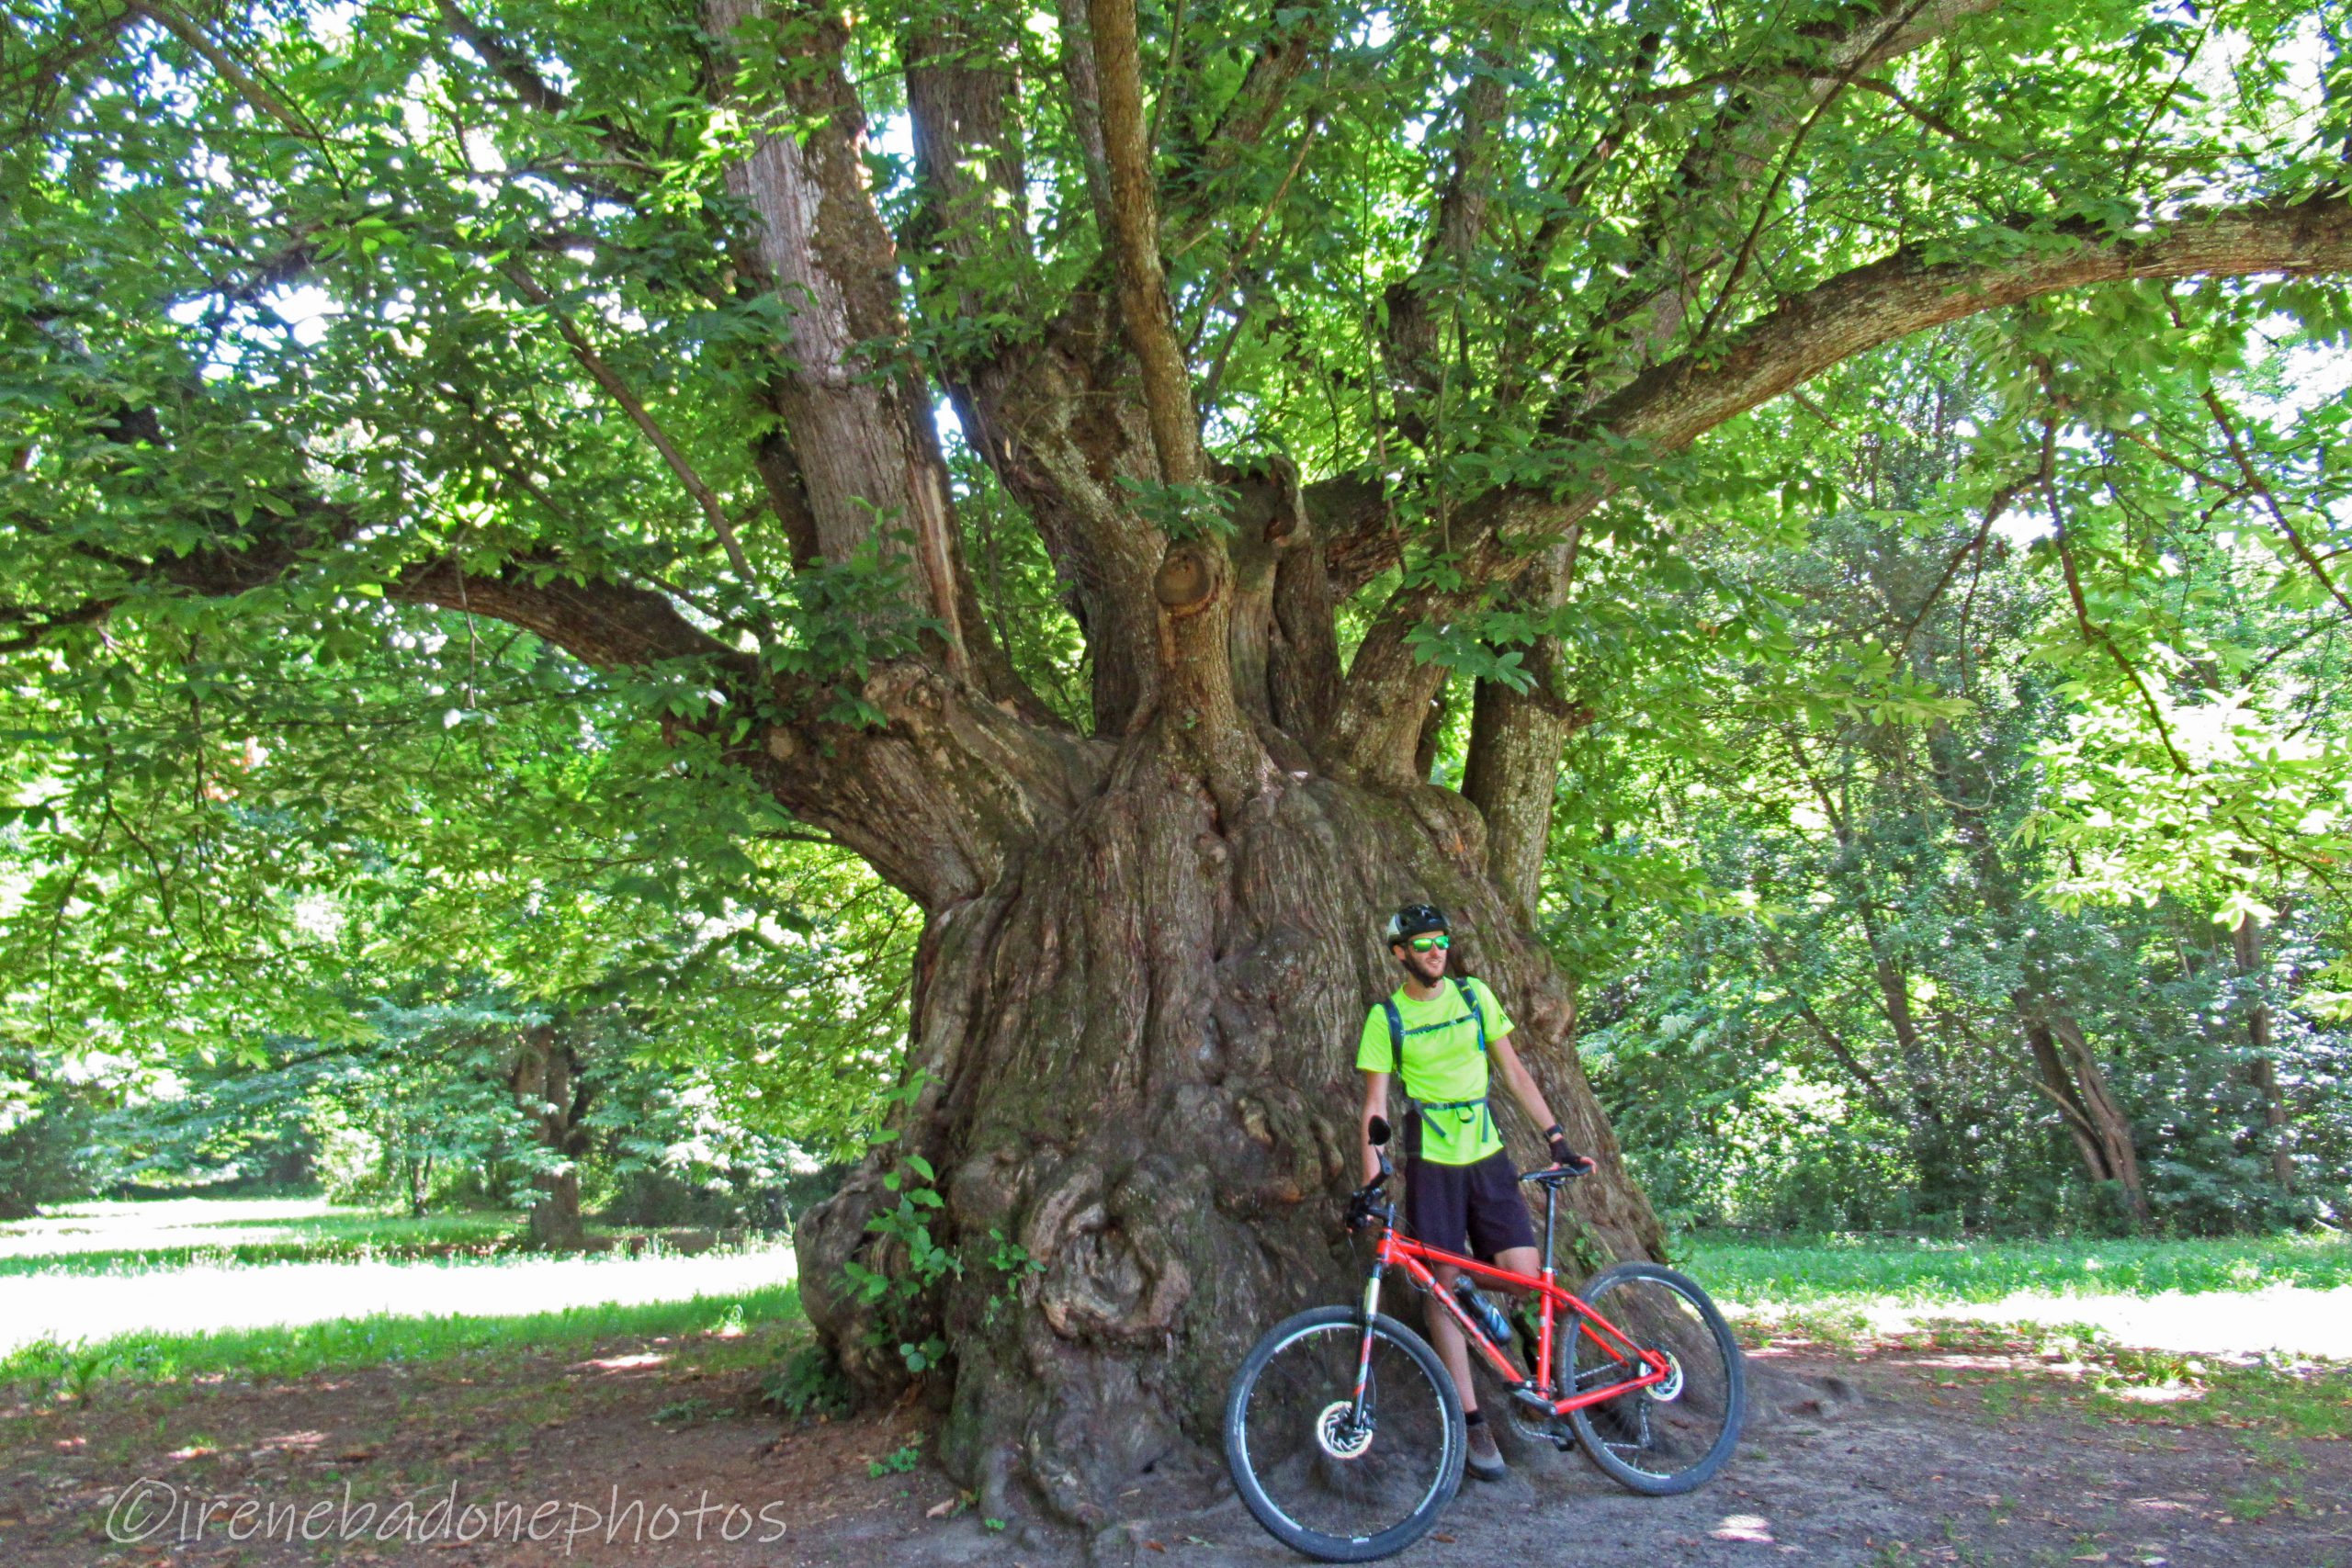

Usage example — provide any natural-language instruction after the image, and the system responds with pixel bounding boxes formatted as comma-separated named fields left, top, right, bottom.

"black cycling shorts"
left=1402, top=1149, right=1536, bottom=1260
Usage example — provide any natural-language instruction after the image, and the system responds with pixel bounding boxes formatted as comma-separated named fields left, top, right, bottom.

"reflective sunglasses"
left=1408, top=933, right=1449, bottom=953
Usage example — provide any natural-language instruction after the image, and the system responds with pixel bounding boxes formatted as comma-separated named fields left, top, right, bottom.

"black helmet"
left=1384, top=903, right=1448, bottom=944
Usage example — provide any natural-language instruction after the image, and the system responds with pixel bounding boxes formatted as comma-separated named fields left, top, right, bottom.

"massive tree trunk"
left=795, top=763, right=1658, bottom=1530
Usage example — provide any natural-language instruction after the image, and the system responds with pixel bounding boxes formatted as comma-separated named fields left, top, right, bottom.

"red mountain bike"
left=1222, top=1136, right=1746, bottom=1562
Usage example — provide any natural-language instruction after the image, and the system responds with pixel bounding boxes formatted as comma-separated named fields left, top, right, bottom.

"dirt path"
left=5, top=1330, right=2344, bottom=1568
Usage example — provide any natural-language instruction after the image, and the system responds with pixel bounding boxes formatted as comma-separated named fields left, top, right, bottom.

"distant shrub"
left=0, top=1095, right=97, bottom=1219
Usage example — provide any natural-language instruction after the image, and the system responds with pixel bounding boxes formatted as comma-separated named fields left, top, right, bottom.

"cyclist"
left=1359, top=902, right=1595, bottom=1482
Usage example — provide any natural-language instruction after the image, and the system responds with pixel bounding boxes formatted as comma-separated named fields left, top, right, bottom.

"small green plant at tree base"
left=761, top=1342, right=853, bottom=1420
left=841, top=1077, right=967, bottom=1376
left=869, top=1440, right=922, bottom=1478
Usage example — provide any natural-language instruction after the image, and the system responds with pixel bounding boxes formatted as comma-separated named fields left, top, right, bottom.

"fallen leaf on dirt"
left=926, top=1498, right=956, bottom=1518
left=1145, top=1542, right=1166, bottom=1552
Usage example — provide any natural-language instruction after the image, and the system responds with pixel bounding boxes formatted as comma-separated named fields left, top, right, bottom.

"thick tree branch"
left=1330, top=195, right=2352, bottom=783
left=1164, top=0, right=1330, bottom=248
left=1562, top=0, right=2007, bottom=395
left=701, top=0, right=979, bottom=682
left=1589, top=197, right=2352, bottom=472
left=1086, top=0, right=1204, bottom=486
left=1383, top=25, right=1519, bottom=444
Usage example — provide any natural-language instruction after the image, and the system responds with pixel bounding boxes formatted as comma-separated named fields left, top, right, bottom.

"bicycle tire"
left=1223, top=1305, right=1464, bottom=1562
left=1563, top=1262, right=1745, bottom=1496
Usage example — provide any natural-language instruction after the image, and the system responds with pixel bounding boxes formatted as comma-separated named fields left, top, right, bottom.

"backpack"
left=1382, top=976, right=1492, bottom=1156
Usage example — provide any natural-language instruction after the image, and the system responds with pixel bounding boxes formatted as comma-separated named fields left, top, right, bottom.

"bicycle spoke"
left=1235, top=1320, right=1454, bottom=1544
left=1564, top=1268, right=1742, bottom=1491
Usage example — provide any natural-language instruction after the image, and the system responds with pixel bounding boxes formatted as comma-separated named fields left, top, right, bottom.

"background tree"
left=5, top=0, right=2350, bottom=1529
left=1552, top=324, right=2351, bottom=1235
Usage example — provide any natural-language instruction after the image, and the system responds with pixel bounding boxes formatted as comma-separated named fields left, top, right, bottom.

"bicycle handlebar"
left=1344, top=1155, right=1395, bottom=1229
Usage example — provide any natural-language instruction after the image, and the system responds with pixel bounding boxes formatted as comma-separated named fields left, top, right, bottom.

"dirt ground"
left=4, top=1328, right=2346, bottom=1568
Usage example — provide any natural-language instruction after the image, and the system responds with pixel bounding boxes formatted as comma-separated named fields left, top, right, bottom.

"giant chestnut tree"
left=5, top=0, right=2349, bottom=1529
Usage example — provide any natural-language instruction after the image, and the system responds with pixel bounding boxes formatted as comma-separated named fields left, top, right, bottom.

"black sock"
left=1464, top=1407, right=1486, bottom=1427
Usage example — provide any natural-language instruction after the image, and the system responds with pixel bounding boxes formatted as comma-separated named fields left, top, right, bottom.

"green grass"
left=0, top=1283, right=803, bottom=1397
left=1681, top=1229, right=2352, bottom=1305
left=0, top=1214, right=532, bottom=1277
left=0, top=1202, right=717, bottom=1276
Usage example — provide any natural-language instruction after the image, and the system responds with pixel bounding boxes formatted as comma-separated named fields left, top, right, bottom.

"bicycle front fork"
left=1350, top=1265, right=1383, bottom=1425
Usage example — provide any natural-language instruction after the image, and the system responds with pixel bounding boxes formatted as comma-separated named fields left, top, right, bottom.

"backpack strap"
left=1453, top=976, right=1487, bottom=1054
left=1385, top=982, right=1494, bottom=1154
left=1385, top=982, right=1487, bottom=1078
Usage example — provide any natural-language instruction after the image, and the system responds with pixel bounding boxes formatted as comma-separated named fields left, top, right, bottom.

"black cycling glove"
left=1546, top=1124, right=1595, bottom=1172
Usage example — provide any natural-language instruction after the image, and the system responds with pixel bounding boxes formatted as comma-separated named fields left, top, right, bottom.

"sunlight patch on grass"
left=0, top=1199, right=655, bottom=1276
left=1765, top=1314, right=2352, bottom=1443
left=1683, top=1230, right=2352, bottom=1307
left=0, top=1283, right=804, bottom=1398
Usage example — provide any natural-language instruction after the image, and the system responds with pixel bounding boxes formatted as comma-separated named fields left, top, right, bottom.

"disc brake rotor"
left=1644, top=1348, right=1686, bottom=1403
left=1315, top=1401, right=1374, bottom=1460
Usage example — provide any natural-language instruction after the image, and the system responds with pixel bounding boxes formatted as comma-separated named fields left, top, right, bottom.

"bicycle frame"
left=1348, top=1172, right=1670, bottom=1427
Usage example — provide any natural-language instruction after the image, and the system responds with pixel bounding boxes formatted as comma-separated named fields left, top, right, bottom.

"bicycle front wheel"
left=1223, top=1304, right=1464, bottom=1562
left=1563, top=1262, right=1746, bottom=1495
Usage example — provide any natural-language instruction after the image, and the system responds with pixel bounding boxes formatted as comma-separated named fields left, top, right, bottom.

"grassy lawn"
left=0, top=1283, right=805, bottom=1399
left=12, top=1201, right=2346, bottom=1443
left=0, top=1197, right=802, bottom=1409
left=1681, top=1228, right=2352, bottom=1305
left=0, top=1198, right=662, bottom=1276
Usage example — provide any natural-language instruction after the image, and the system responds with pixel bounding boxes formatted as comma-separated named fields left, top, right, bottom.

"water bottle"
left=1453, top=1280, right=1513, bottom=1346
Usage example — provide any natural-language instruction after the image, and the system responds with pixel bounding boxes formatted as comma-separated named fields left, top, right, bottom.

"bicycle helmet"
left=1383, top=903, right=1449, bottom=944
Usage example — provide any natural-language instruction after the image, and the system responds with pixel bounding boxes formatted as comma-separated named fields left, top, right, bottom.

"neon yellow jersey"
left=1355, top=976, right=1514, bottom=1166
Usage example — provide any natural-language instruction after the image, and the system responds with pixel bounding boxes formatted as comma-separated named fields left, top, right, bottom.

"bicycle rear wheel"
left=1223, top=1304, right=1464, bottom=1562
left=1563, top=1262, right=1745, bottom=1495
